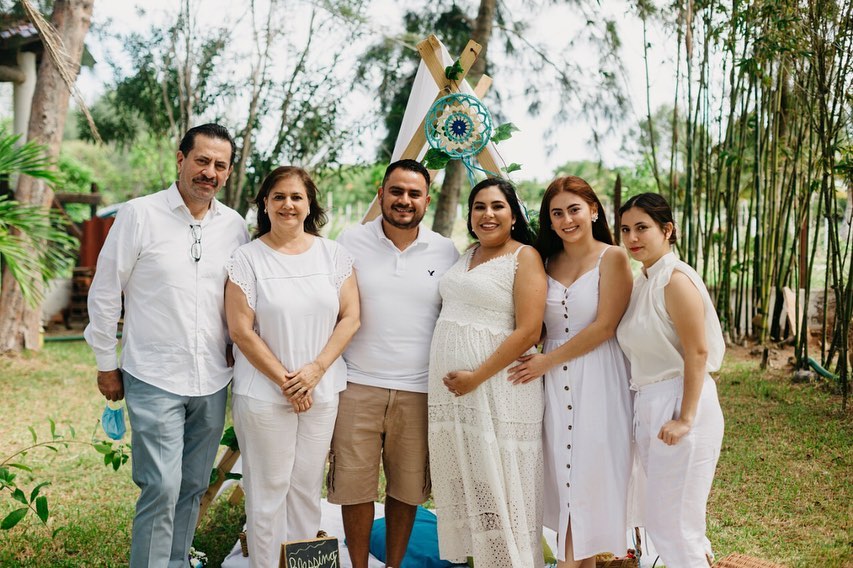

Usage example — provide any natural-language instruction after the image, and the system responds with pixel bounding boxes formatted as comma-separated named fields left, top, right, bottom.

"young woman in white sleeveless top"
left=509, top=176, right=633, bottom=567
left=616, top=193, right=725, bottom=567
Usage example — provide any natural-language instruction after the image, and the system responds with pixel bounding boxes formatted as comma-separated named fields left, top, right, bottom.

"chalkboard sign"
left=279, top=536, right=339, bottom=568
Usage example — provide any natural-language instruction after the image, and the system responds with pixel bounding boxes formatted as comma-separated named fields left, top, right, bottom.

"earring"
left=591, top=213, right=599, bottom=222
left=264, top=207, right=267, bottom=214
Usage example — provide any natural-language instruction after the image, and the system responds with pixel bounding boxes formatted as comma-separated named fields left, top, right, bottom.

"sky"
left=72, top=0, right=679, bottom=181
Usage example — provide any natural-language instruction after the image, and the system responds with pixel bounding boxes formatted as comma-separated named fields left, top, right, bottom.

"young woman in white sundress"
left=508, top=176, right=634, bottom=567
left=428, top=178, right=547, bottom=568
left=617, top=193, right=725, bottom=567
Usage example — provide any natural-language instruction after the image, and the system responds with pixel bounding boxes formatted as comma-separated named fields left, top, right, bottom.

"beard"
left=381, top=203, right=425, bottom=230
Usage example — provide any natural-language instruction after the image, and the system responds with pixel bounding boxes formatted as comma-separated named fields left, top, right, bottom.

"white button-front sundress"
left=542, top=247, right=633, bottom=561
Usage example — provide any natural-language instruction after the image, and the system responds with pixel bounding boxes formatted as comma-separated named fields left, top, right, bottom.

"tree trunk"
left=468, top=0, right=495, bottom=79
left=227, top=3, right=275, bottom=211
left=0, top=0, right=93, bottom=353
left=613, top=173, right=622, bottom=245
left=431, top=0, right=496, bottom=238
left=843, top=178, right=852, bottom=242
left=432, top=160, right=466, bottom=236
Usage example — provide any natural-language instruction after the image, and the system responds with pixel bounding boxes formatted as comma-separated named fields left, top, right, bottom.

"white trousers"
left=233, top=394, right=339, bottom=568
left=633, top=377, right=724, bottom=568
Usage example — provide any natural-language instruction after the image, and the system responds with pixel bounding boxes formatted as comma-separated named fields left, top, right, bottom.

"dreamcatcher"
left=424, top=93, right=496, bottom=185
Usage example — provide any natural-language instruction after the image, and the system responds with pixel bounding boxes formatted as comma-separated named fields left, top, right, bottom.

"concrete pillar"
left=13, top=51, right=37, bottom=143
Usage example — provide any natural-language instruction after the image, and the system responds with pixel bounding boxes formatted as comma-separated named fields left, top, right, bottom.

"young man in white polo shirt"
left=329, top=159, right=459, bottom=568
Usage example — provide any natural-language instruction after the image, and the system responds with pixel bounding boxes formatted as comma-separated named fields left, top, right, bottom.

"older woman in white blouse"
left=225, top=166, right=359, bottom=568
left=616, top=193, right=725, bottom=568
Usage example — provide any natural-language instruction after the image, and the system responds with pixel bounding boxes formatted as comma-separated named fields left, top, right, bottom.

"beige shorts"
left=326, top=382, right=430, bottom=506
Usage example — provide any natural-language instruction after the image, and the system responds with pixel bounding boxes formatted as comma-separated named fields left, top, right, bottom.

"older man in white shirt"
left=85, top=123, right=249, bottom=568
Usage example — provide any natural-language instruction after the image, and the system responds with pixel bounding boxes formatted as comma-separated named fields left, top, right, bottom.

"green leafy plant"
left=491, top=122, right=519, bottom=144
left=0, top=130, right=78, bottom=306
left=0, top=420, right=130, bottom=530
left=0, top=197, right=79, bottom=306
left=444, top=59, right=464, bottom=81
left=208, top=426, right=242, bottom=486
left=0, top=133, right=60, bottom=183
left=422, top=148, right=453, bottom=170
left=219, top=425, right=239, bottom=452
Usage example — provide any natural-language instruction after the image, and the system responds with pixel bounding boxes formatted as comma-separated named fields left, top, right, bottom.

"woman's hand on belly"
left=443, top=370, right=483, bottom=397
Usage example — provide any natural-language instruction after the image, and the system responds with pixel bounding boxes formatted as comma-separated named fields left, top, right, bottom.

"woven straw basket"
left=594, top=528, right=641, bottom=568
left=595, top=557, right=638, bottom=568
left=713, top=553, right=786, bottom=567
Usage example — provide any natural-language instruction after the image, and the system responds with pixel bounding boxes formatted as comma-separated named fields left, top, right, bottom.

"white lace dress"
left=428, top=246, right=545, bottom=568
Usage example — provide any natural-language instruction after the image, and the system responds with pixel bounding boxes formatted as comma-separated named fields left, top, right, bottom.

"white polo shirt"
left=338, top=216, right=459, bottom=392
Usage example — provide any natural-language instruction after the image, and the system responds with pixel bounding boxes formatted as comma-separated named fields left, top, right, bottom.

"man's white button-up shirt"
left=84, top=184, right=249, bottom=396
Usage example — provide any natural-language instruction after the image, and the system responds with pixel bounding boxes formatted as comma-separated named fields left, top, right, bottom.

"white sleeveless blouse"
left=617, top=252, right=725, bottom=389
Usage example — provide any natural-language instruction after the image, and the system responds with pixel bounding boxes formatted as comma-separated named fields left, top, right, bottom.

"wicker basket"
left=713, top=553, right=786, bottom=568
left=594, top=527, right=641, bottom=568
left=238, top=531, right=249, bottom=557
left=595, top=557, right=638, bottom=568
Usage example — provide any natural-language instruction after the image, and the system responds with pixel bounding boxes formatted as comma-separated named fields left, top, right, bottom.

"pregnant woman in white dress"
left=509, top=176, right=633, bottom=567
left=617, top=192, right=725, bottom=567
left=428, top=178, right=547, bottom=568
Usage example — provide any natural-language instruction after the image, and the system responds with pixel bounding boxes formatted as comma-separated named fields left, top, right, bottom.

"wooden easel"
left=196, top=446, right=243, bottom=528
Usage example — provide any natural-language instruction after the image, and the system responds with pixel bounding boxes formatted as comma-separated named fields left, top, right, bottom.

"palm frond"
left=0, top=197, right=77, bottom=306
left=0, top=133, right=60, bottom=184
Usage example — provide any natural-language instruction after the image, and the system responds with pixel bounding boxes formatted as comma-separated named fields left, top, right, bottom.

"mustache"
left=193, top=175, right=216, bottom=185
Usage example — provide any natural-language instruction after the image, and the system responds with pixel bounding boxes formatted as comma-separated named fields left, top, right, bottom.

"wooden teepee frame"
left=362, top=34, right=505, bottom=222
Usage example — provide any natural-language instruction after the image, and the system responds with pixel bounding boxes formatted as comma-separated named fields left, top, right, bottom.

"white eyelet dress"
left=616, top=252, right=725, bottom=568
left=542, top=247, right=633, bottom=561
left=428, top=245, right=544, bottom=568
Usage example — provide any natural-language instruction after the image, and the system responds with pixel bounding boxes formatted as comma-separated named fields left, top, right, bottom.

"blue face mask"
left=101, top=403, right=126, bottom=441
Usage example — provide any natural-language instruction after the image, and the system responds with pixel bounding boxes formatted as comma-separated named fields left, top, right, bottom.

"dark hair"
left=466, top=178, right=534, bottom=245
left=534, top=176, right=614, bottom=259
left=179, top=123, right=237, bottom=165
left=254, top=166, right=327, bottom=237
left=618, top=192, right=677, bottom=244
left=383, top=159, right=430, bottom=188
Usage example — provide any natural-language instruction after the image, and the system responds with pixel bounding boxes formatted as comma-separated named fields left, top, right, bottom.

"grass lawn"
left=0, top=341, right=850, bottom=567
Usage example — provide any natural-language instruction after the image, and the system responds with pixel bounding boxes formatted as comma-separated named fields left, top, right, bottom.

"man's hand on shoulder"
left=97, top=369, right=124, bottom=401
